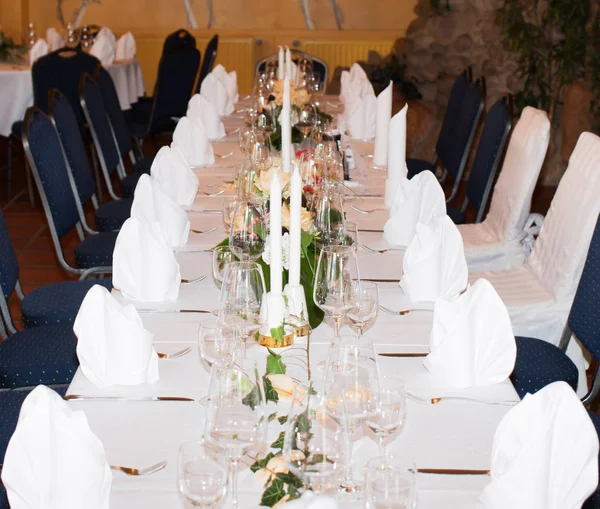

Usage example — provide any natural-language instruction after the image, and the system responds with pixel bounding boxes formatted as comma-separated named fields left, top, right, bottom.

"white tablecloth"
left=60, top=108, right=524, bottom=508
left=0, top=58, right=145, bottom=137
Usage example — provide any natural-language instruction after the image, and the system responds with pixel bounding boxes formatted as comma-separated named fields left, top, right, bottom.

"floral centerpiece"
left=0, top=32, right=27, bottom=63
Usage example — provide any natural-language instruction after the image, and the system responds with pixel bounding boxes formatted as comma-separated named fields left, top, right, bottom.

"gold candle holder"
left=258, top=331, right=294, bottom=348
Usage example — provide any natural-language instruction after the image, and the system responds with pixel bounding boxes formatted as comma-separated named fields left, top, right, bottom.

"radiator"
left=197, top=37, right=255, bottom=94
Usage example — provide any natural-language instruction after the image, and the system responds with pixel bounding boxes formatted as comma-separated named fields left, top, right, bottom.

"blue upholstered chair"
left=510, top=214, right=600, bottom=403
left=406, top=67, right=472, bottom=180
left=22, top=107, right=117, bottom=278
left=162, top=28, right=197, bottom=55
left=447, top=95, right=513, bottom=224
left=94, top=65, right=154, bottom=172
left=0, top=206, right=110, bottom=331
left=197, top=34, right=219, bottom=93
left=80, top=73, right=148, bottom=200
left=50, top=89, right=132, bottom=233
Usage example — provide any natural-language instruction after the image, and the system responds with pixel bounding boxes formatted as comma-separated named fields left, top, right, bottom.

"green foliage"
left=250, top=452, right=276, bottom=473
left=270, top=431, right=285, bottom=449
left=497, top=0, right=599, bottom=122
left=263, top=375, right=279, bottom=404
left=266, top=348, right=287, bottom=374
left=0, top=32, right=27, bottom=63
left=260, top=478, right=286, bottom=507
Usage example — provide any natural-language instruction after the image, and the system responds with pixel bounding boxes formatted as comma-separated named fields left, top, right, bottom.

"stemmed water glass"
left=178, top=440, right=228, bottom=508
left=312, top=181, right=346, bottom=247
left=313, top=245, right=359, bottom=337
left=366, top=377, right=407, bottom=457
left=212, top=246, right=235, bottom=288
left=282, top=382, right=346, bottom=494
left=296, top=103, right=317, bottom=149
left=218, top=261, right=266, bottom=355
left=221, top=197, right=237, bottom=234
left=347, top=281, right=379, bottom=336
left=365, top=455, right=417, bottom=509
left=204, top=359, right=268, bottom=509
left=228, top=199, right=267, bottom=261
left=198, top=318, right=237, bottom=370
left=324, top=344, right=379, bottom=498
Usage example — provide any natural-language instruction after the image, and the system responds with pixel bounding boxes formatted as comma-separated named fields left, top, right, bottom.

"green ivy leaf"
left=278, top=414, right=288, bottom=425
left=271, top=431, right=285, bottom=450
left=250, top=452, right=275, bottom=473
left=242, top=385, right=260, bottom=410
left=270, top=326, right=286, bottom=345
left=278, top=472, right=304, bottom=489
left=263, top=375, right=279, bottom=404
left=266, top=348, right=287, bottom=374
left=260, top=478, right=286, bottom=507
left=268, top=412, right=279, bottom=423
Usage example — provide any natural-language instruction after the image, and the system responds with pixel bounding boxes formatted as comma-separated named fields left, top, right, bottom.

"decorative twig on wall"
left=182, top=0, right=199, bottom=29
left=298, top=0, right=344, bottom=30
left=300, top=0, right=316, bottom=30
left=57, top=0, right=65, bottom=27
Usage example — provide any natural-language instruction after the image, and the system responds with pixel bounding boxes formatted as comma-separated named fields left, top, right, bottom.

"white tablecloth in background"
left=0, top=58, right=145, bottom=137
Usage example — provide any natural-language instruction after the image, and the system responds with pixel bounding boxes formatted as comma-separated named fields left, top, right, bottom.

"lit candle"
left=278, top=46, right=284, bottom=81
left=282, top=78, right=291, bottom=173
left=288, top=165, right=302, bottom=286
left=285, top=46, right=292, bottom=80
left=270, top=172, right=283, bottom=294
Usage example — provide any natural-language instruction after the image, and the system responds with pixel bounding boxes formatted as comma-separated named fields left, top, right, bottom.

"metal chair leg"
left=7, top=136, right=12, bottom=198
left=24, top=158, right=35, bottom=208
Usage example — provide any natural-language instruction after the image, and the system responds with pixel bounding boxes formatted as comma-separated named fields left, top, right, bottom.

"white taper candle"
left=282, top=78, right=291, bottom=173
left=270, top=172, right=283, bottom=294
left=289, top=165, right=302, bottom=286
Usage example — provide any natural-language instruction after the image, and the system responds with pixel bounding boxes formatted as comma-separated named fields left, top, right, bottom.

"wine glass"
left=324, top=344, right=379, bottom=498
left=212, top=246, right=235, bottom=288
left=218, top=261, right=266, bottom=355
left=239, top=126, right=255, bottom=153
left=313, top=245, right=359, bottom=337
left=256, top=104, right=277, bottom=136
left=204, top=359, right=268, bottom=509
left=244, top=130, right=273, bottom=172
left=282, top=382, right=346, bottom=494
left=366, top=377, right=407, bottom=457
left=178, top=440, right=228, bottom=508
left=331, top=221, right=358, bottom=249
left=228, top=198, right=267, bottom=261
left=222, top=197, right=237, bottom=234
left=347, top=281, right=379, bottom=336
left=365, top=456, right=417, bottom=509
left=296, top=103, right=317, bottom=149
left=198, top=318, right=237, bottom=370
left=312, top=181, right=346, bottom=247
left=244, top=97, right=260, bottom=126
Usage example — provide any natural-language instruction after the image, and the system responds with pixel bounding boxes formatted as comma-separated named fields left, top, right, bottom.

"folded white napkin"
left=481, top=381, right=599, bottom=509
left=90, top=33, right=115, bottom=68
left=400, top=215, right=468, bottom=302
left=346, top=92, right=377, bottom=141
left=131, top=174, right=190, bottom=248
left=29, top=39, right=48, bottom=65
left=112, top=217, right=181, bottom=302
left=424, top=278, right=516, bottom=388
left=97, top=27, right=117, bottom=46
left=340, top=63, right=369, bottom=104
left=384, top=104, right=409, bottom=208
left=284, top=491, right=339, bottom=509
left=1, top=385, right=112, bottom=509
left=74, top=284, right=159, bottom=387
left=212, top=63, right=239, bottom=109
left=373, top=81, right=393, bottom=167
left=115, top=31, right=136, bottom=60
left=46, top=27, right=63, bottom=51
left=201, top=72, right=234, bottom=116
left=383, top=170, right=446, bottom=247
left=187, top=93, right=226, bottom=141
left=172, top=116, right=216, bottom=168
left=150, top=145, right=199, bottom=208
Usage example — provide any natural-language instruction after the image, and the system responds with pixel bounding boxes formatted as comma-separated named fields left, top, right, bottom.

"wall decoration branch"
left=299, top=0, right=344, bottom=30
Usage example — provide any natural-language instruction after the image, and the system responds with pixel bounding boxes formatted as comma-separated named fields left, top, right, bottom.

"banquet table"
left=64, top=100, right=521, bottom=508
left=0, top=58, right=145, bottom=137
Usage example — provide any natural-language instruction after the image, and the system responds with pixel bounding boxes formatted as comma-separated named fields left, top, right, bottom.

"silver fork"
left=191, top=226, right=218, bottom=235
left=379, top=304, right=414, bottom=316
left=226, top=127, right=241, bottom=136
left=204, top=189, right=225, bottom=197
left=407, top=392, right=517, bottom=407
left=361, top=244, right=401, bottom=254
left=157, top=347, right=191, bottom=359
left=351, top=205, right=386, bottom=215
left=110, top=460, right=167, bottom=476
left=181, top=275, right=206, bottom=284
left=326, top=101, right=342, bottom=109
left=215, top=152, right=234, bottom=159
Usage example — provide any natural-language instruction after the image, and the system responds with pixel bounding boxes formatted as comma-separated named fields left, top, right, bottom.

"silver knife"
left=64, top=395, right=195, bottom=402
left=136, top=309, right=212, bottom=314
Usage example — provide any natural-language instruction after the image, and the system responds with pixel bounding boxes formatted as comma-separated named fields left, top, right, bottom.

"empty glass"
left=366, top=456, right=417, bottom=509
left=228, top=199, right=267, bottom=261
left=347, top=281, right=379, bottom=336
left=198, top=318, right=237, bottom=370
left=212, top=246, right=235, bottom=288
left=222, top=197, right=237, bottom=234
left=366, top=377, right=407, bottom=456
left=296, top=103, right=317, bottom=149
left=178, top=440, right=228, bottom=508
left=313, top=181, right=346, bottom=247
left=204, top=359, right=267, bottom=508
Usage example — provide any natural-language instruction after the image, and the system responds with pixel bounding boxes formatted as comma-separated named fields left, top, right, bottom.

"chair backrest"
left=197, top=35, right=219, bottom=92
left=22, top=107, right=81, bottom=239
left=162, top=29, right=196, bottom=55
left=49, top=89, right=97, bottom=205
left=150, top=48, right=201, bottom=128
left=0, top=208, right=20, bottom=300
left=443, top=76, right=486, bottom=182
left=436, top=67, right=472, bottom=164
left=79, top=73, right=121, bottom=177
left=465, top=95, right=513, bottom=222
left=484, top=106, right=550, bottom=243
left=255, top=50, right=329, bottom=85
left=95, top=64, right=132, bottom=158
left=31, top=48, right=101, bottom=125
left=527, top=132, right=600, bottom=300
left=568, top=213, right=600, bottom=361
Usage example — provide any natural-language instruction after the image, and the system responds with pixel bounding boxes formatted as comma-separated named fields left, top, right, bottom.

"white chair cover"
left=460, top=107, right=551, bottom=272
left=471, top=131, right=600, bottom=395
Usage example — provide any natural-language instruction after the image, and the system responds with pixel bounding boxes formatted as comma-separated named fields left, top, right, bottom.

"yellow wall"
left=1, top=0, right=417, bottom=93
